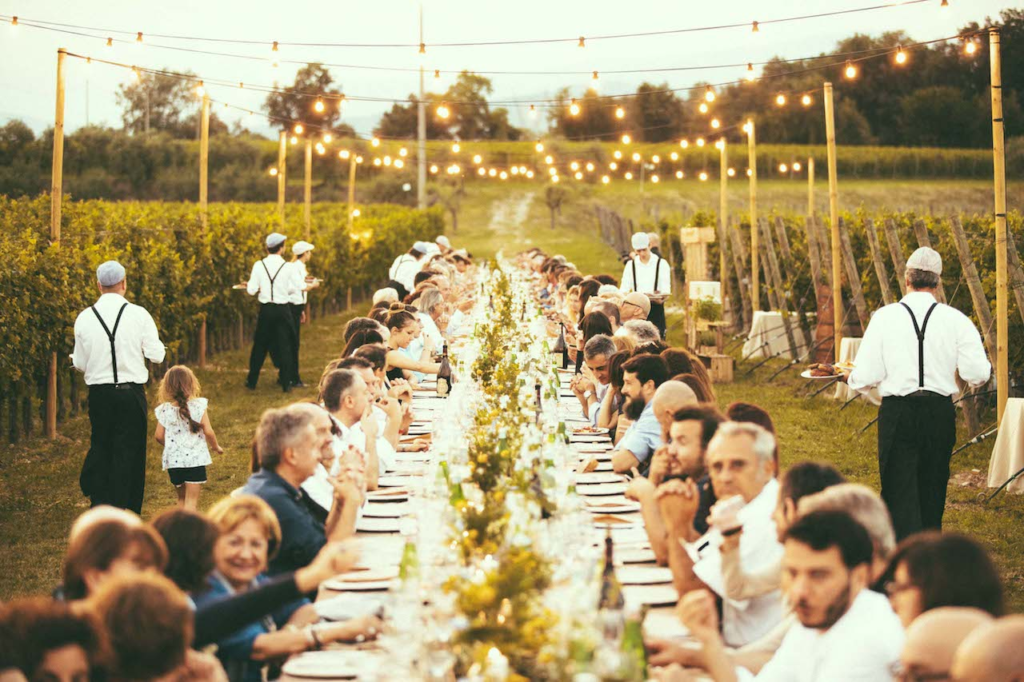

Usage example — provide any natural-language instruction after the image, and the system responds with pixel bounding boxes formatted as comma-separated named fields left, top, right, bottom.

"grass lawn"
left=2, top=177, right=1021, bottom=611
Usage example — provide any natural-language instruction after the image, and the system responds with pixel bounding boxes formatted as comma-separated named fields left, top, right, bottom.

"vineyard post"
left=347, top=154, right=357, bottom=232
left=746, top=119, right=760, bottom=312
left=807, top=157, right=815, bottom=216
left=47, top=48, right=67, bottom=439
left=304, top=138, right=312, bottom=241
left=277, top=131, right=286, bottom=228
left=990, top=28, right=1009, bottom=424
left=198, top=93, right=210, bottom=368
left=824, top=82, right=843, bottom=361
left=719, top=139, right=728, bottom=317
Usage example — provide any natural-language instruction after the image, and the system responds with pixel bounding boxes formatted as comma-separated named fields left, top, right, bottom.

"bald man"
left=951, top=615, right=1024, bottom=682
left=651, top=380, right=698, bottom=441
left=900, top=608, right=993, bottom=681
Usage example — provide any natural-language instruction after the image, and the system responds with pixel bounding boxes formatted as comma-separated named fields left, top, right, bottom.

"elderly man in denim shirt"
left=611, top=354, right=671, bottom=473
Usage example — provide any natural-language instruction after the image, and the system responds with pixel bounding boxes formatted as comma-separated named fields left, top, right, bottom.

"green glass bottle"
left=398, top=538, right=419, bottom=582
left=620, top=604, right=649, bottom=680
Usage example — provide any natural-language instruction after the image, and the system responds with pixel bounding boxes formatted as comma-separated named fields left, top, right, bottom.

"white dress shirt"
left=447, top=309, right=468, bottom=337
left=285, top=260, right=309, bottom=305
left=247, top=254, right=300, bottom=304
left=72, top=293, right=166, bottom=385
left=620, top=254, right=672, bottom=295
left=688, top=477, right=784, bottom=647
left=848, top=291, right=990, bottom=398
left=388, top=254, right=423, bottom=293
left=738, top=589, right=904, bottom=682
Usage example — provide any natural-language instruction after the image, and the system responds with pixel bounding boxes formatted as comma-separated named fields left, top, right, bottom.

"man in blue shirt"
left=242, top=403, right=363, bottom=575
left=612, top=354, right=670, bottom=473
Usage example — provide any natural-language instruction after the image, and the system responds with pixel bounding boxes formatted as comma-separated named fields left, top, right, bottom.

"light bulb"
left=715, top=138, right=725, bottom=150
left=569, top=99, right=581, bottom=116
left=578, top=36, right=585, bottom=48
left=290, top=136, right=298, bottom=145
left=705, top=86, right=715, bottom=103
left=801, top=94, right=813, bottom=107
left=526, top=170, right=534, bottom=178
left=632, top=152, right=641, bottom=162
left=675, top=170, right=683, bottom=179
left=575, top=171, right=584, bottom=180
left=728, top=168, right=736, bottom=177
left=314, top=98, right=325, bottom=113
left=473, top=154, right=483, bottom=164
left=434, top=69, right=440, bottom=79
left=10, top=16, right=17, bottom=27
left=615, top=106, right=625, bottom=119
left=356, top=156, right=364, bottom=163
left=751, top=21, right=759, bottom=33
left=614, top=150, right=622, bottom=159
left=965, top=40, right=977, bottom=56
left=844, top=61, right=858, bottom=79
left=651, top=155, right=660, bottom=164
left=373, top=158, right=382, bottom=166
left=437, top=103, right=450, bottom=119
left=699, top=171, right=708, bottom=181
left=586, top=162, right=595, bottom=172
left=622, top=134, right=631, bottom=144
left=136, top=31, right=143, bottom=44
left=399, top=147, right=408, bottom=157
left=478, top=167, right=486, bottom=176
left=651, top=175, right=659, bottom=183
left=535, top=141, right=544, bottom=153
left=625, top=172, right=633, bottom=180
left=339, top=150, right=350, bottom=159
left=196, top=81, right=205, bottom=97
left=269, top=167, right=278, bottom=176
left=711, top=118, right=721, bottom=129
left=294, top=123, right=304, bottom=134
left=383, top=156, right=392, bottom=166
left=699, top=102, right=709, bottom=115
left=419, top=42, right=426, bottom=54
left=895, top=46, right=907, bottom=65
left=511, top=166, right=519, bottom=175
left=746, top=168, right=753, bottom=177
left=490, top=168, right=499, bottom=177
left=548, top=167, right=557, bottom=176
left=570, top=161, right=580, bottom=171
left=793, top=162, right=802, bottom=171
left=610, top=162, right=618, bottom=170
left=430, top=164, right=438, bottom=173
left=592, top=70, right=599, bottom=81
left=696, top=137, right=705, bottom=147
left=351, top=208, right=361, bottom=218
left=272, top=41, right=279, bottom=52
left=680, top=139, right=689, bottom=148
left=776, top=93, right=787, bottom=106
left=779, top=163, right=788, bottom=173
left=106, top=37, right=113, bottom=47
left=670, top=152, right=679, bottom=160
left=602, top=175, right=610, bottom=184
left=545, top=155, right=554, bottom=165
left=323, top=133, right=332, bottom=143
left=529, top=104, right=537, bottom=118
left=552, top=175, right=560, bottom=183
left=371, top=137, right=381, bottom=147
left=452, top=142, right=460, bottom=153
left=500, top=171, right=508, bottom=180
left=746, top=63, right=756, bottom=82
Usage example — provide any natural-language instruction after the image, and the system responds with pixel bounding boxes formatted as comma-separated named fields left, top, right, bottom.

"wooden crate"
left=700, top=353, right=734, bottom=384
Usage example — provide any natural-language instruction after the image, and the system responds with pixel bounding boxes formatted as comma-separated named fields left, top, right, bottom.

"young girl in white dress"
left=155, top=365, right=223, bottom=509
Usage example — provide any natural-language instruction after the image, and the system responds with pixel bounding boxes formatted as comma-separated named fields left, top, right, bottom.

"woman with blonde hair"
left=155, top=365, right=223, bottom=510
left=196, top=495, right=380, bottom=682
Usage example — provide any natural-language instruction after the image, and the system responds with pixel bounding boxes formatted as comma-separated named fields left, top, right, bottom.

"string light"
left=545, top=155, right=554, bottom=164
left=430, top=164, right=439, bottom=173
left=272, top=41, right=279, bottom=52
left=728, top=168, right=736, bottom=177
left=621, top=134, right=631, bottom=144
left=339, top=149, right=350, bottom=159
left=535, top=141, right=544, bottom=152
left=696, top=137, right=705, bottom=147
left=548, top=167, right=557, bottom=176
left=895, top=45, right=907, bottom=65
left=436, top=102, right=450, bottom=119
left=651, top=155, right=660, bottom=164
left=698, top=102, right=709, bottom=115
left=715, top=138, right=725, bottom=150
left=585, top=162, right=595, bottom=172
left=964, top=39, right=977, bottom=56
left=592, top=70, right=599, bottom=82
left=704, top=86, right=715, bottom=103
left=711, top=118, right=721, bottom=129
left=675, top=170, right=683, bottom=179
left=743, top=121, right=752, bottom=134
left=844, top=60, right=858, bottom=79
left=371, top=137, right=381, bottom=147
left=399, top=147, right=408, bottom=157
left=776, top=93, right=787, bottom=106
left=570, top=161, right=580, bottom=171
left=801, top=93, right=813, bottom=106
left=602, top=175, right=610, bottom=184
left=569, top=98, right=581, bottom=116
left=632, top=152, right=641, bottom=162
left=624, top=172, right=633, bottom=180
left=356, top=155, right=364, bottom=163
left=131, top=66, right=141, bottom=82
left=699, top=171, right=709, bottom=181
left=552, top=175, right=560, bottom=183
left=10, top=16, right=17, bottom=27
left=615, top=106, right=625, bottom=119
left=779, top=163, right=788, bottom=173
left=746, top=168, right=753, bottom=177
left=680, top=139, right=689, bottom=148
left=383, top=155, right=392, bottom=166
left=290, top=136, right=298, bottom=145
left=478, top=167, right=486, bottom=176
left=941, top=0, right=948, bottom=6
left=373, top=158, right=382, bottom=166
left=316, top=143, right=326, bottom=155
left=526, top=170, right=534, bottom=179
left=651, top=174, right=660, bottom=183
left=135, top=31, right=143, bottom=45
left=529, top=104, right=537, bottom=117
left=609, top=162, right=618, bottom=170
left=490, top=168, right=499, bottom=177
left=196, top=80, right=205, bottom=96
left=269, top=167, right=278, bottom=176
left=394, top=159, right=405, bottom=168
left=106, top=37, right=113, bottom=47
left=419, top=42, right=426, bottom=54
left=578, top=36, right=585, bottom=48
left=500, top=171, right=509, bottom=180
left=746, top=63, right=756, bottom=82
left=452, top=142, right=461, bottom=153
left=574, top=171, right=583, bottom=180
left=294, top=123, right=304, bottom=134
left=793, top=161, right=802, bottom=171
left=434, top=69, right=440, bottom=79
left=751, top=21, right=759, bottom=33
left=323, top=133, right=332, bottom=143
left=351, top=208, right=361, bottom=218
left=314, top=97, right=325, bottom=113
left=473, top=153, right=483, bottom=164
left=511, top=166, right=519, bottom=175
left=670, top=152, right=679, bottom=161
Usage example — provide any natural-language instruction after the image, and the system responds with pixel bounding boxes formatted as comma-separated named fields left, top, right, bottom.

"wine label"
left=436, top=378, right=450, bottom=396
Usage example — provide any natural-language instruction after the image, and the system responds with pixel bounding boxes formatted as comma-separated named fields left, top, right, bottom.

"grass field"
left=1, top=178, right=1021, bottom=611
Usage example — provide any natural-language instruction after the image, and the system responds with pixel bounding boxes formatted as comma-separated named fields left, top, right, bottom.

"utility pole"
left=417, top=3, right=427, bottom=210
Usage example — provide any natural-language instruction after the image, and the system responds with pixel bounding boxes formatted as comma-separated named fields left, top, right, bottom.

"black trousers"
left=80, top=384, right=148, bottom=513
left=878, top=394, right=956, bottom=540
left=649, top=302, right=667, bottom=339
left=289, top=303, right=305, bottom=383
left=247, top=303, right=296, bottom=387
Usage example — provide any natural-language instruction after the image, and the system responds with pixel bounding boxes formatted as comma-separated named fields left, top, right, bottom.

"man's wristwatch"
left=583, top=390, right=595, bottom=402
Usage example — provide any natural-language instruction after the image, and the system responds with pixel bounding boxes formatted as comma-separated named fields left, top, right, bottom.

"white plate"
left=571, top=434, right=612, bottom=443
left=377, top=476, right=416, bottom=488
left=579, top=482, right=628, bottom=496
left=572, top=426, right=609, bottom=435
left=366, top=489, right=409, bottom=503
left=617, top=566, right=674, bottom=585
left=356, top=516, right=401, bottom=533
left=576, top=472, right=624, bottom=485
left=616, top=547, right=658, bottom=565
left=323, top=575, right=397, bottom=592
left=584, top=500, right=641, bottom=514
left=361, top=503, right=409, bottom=518
left=313, top=594, right=384, bottom=622
left=623, top=584, right=679, bottom=608
left=591, top=515, right=639, bottom=530
left=800, top=370, right=840, bottom=380
left=281, top=651, right=373, bottom=679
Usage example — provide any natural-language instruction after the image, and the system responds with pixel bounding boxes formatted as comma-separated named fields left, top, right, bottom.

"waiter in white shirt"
left=72, top=260, right=166, bottom=513
left=286, top=240, right=320, bottom=388
left=386, top=242, right=428, bottom=300
left=246, top=233, right=301, bottom=392
left=621, top=232, right=672, bottom=338
left=846, top=247, right=990, bottom=539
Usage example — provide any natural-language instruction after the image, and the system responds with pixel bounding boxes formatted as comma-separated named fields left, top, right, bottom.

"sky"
left=0, top=0, right=1012, bottom=139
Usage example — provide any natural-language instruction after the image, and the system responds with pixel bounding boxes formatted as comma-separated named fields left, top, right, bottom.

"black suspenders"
left=260, top=259, right=288, bottom=303
left=90, top=303, right=130, bottom=385
left=900, top=302, right=939, bottom=388
left=631, top=257, right=663, bottom=294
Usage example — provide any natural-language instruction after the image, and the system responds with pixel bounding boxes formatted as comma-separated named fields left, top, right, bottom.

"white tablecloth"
left=988, top=398, right=1024, bottom=494
left=741, top=311, right=808, bottom=360
left=833, top=337, right=881, bottom=406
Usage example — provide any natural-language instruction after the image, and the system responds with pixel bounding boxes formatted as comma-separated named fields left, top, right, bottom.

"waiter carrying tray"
left=845, top=247, right=990, bottom=539
left=286, top=240, right=320, bottom=389
left=72, top=260, right=166, bottom=513
left=621, top=232, right=671, bottom=339
left=246, top=232, right=301, bottom=392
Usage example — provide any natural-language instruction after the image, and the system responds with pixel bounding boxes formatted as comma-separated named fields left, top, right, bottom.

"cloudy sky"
left=0, top=0, right=1010, bottom=138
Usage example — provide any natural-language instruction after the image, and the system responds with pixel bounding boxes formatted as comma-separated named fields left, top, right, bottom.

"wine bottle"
left=436, top=342, right=452, bottom=396
left=598, top=530, right=625, bottom=611
left=620, top=605, right=649, bottom=680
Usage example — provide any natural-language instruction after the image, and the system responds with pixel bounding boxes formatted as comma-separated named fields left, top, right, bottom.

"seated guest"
left=619, top=319, right=661, bottom=346
left=61, top=518, right=167, bottom=600
left=883, top=531, right=1005, bottom=627
left=577, top=279, right=601, bottom=324
left=594, top=273, right=618, bottom=287
left=371, top=288, right=398, bottom=306
left=340, top=328, right=384, bottom=358
left=571, top=334, right=615, bottom=424
left=241, top=405, right=363, bottom=575
left=343, top=317, right=380, bottom=343
left=677, top=510, right=904, bottom=681
left=657, top=422, right=781, bottom=647
left=353, top=344, right=413, bottom=404
left=337, top=356, right=409, bottom=446
left=628, top=403, right=720, bottom=565
left=662, top=348, right=714, bottom=394
left=403, top=288, right=446, bottom=381
left=195, top=495, right=379, bottom=682
left=572, top=311, right=613, bottom=366
left=611, top=334, right=636, bottom=355
left=650, top=381, right=698, bottom=442
left=951, top=615, right=1024, bottom=682
left=596, top=349, right=631, bottom=434
left=899, top=608, right=993, bottom=682
left=635, top=340, right=670, bottom=356
left=610, top=355, right=670, bottom=473
left=152, top=508, right=220, bottom=594
left=590, top=299, right=621, bottom=332
left=384, top=310, right=440, bottom=384
left=727, top=402, right=777, bottom=470
left=0, top=598, right=102, bottom=682
left=673, top=372, right=717, bottom=404
left=620, top=292, right=651, bottom=323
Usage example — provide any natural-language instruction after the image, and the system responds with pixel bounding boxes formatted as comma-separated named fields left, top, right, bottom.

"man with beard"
left=610, top=354, right=670, bottom=473
left=656, top=421, right=782, bottom=647
left=674, top=510, right=904, bottom=682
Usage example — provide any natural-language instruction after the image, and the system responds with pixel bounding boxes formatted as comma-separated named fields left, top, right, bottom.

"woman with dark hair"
left=343, top=317, right=379, bottom=343
left=634, top=340, right=669, bottom=355
left=573, top=311, right=614, bottom=366
left=595, top=350, right=631, bottom=435
left=661, top=348, right=714, bottom=394
left=672, top=372, right=717, bottom=404
left=883, top=532, right=1005, bottom=627
left=62, top=520, right=168, bottom=601
left=577, top=279, right=601, bottom=325
left=340, top=328, right=384, bottom=358
left=0, top=598, right=103, bottom=682
left=384, top=310, right=440, bottom=384
left=151, top=508, right=220, bottom=594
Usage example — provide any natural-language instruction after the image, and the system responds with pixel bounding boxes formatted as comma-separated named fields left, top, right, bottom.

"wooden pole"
left=883, top=218, right=908, bottom=297
left=747, top=120, right=760, bottom=312
left=807, top=157, right=815, bottom=217
left=47, top=48, right=67, bottom=440
left=823, top=83, right=843, bottom=361
left=863, top=218, right=895, bottom=306
left=346, top=155, right=357, bottom=232
left=304, top=138, right=312, bottom=240
left=197, top=93, right=210, bottom=369
left=719, top=140, right=728, bottom=313
left=990, top=28, right=1009, bottom=424
left=277, top=131, right=287, bottom=229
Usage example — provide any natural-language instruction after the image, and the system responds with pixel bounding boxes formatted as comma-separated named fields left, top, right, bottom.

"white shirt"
left=620, top=254, right=672, bottom=295
left=155, top=398, right=212, bottom=470
left=689, top=477, right=784, bottom=647
left=739, top=589, right=904, bottom=682
left=848, top=291, right=990, bottom=398
left=72, top=293, right=166, bottom=385
left=285, top=260, right=309, bottom=305
left=247, top=254, right=300, bottom=304
left=447, top=309, right=468, bottom=337
left=589, top=381, right=610, bottom=427
left=388, top=254, right=423, bottom=293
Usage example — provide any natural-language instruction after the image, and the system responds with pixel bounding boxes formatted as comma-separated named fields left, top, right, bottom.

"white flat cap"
left=292, top=240, right=315, bottom=256
left=412, top=241, right=430, bottom=255
left=631, top=232, right=650, bottom=250
left=425, top=243, right=441, bottom=255
left=265, top=232, right=287, bottom=249
left=907, top=246, right=942, bottom=275
left=97, top=260, right=126, bottom=287
left=436, top=235, right=451, bottom=249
